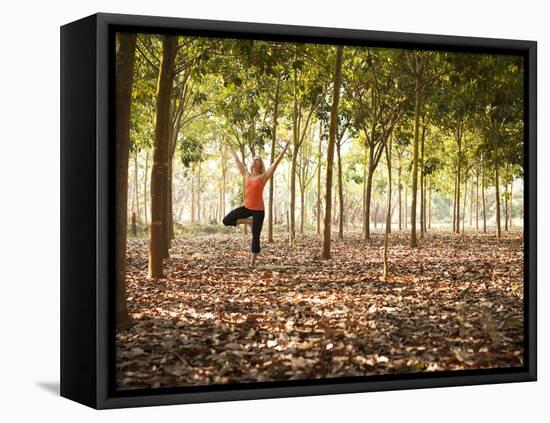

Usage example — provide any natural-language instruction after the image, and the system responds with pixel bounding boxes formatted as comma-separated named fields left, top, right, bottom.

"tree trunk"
left=134, top=152, right=140, bottom=223
left=410, top=72, right=421, bottom=247
left=289, top=152, right=297, bottom=246
left=130, top=171, right=136, bottom=217
left=191, top=173, right=196, bottom=223
left=115, top=32, right=137, bottom=329
left=148, top=35, right=177, bottom=279
left=428, top=177, right=432, bottom=229
left=332, top=175, right=338, bottom=225
left=462, top=175, right=467, bottom=234
left=420, top=123, right=425, bottom=237
left=398, top=162, right=402, bottom=231
left=453, top=168, right=457, bottom=232
left=197, top=162, right=202, bottom=223
left=168, top=160, right=174, bottom=240
left=337, top=139, right=344, bottom=240
left=317, top=125, right=322, bottom=235
left=404, top=185, right=408, bottom=229
left=322, top=46, right=343, bottom=259
left=300, top=183, right=305, bottom=234
left=384, top=135, right=392, bottom=279
left=160, top=157, right=170, bottom=258
left=222, top=148, right=227, bottom=219
left=495, top=164, right=501, bottom=240
left=289, top=63, right=299, bottom=247
left=482, top=155, right=487, bottom=233
left=509, top=181, right=513, bottom=229
left=364, top=146, right=374, bottom=240
left=455, top=142, right=462, bottom=233
left=286, top=208, right=289, bottom=232
left=475, top=171, right=479, bottom=230
left=268, top=77, right=280, bottom=243
left=504, top=182, right=508, bottom=232
left=362, top=147, right=368, bottom=236
left=143, top=150, right=149, bottom=226
left=469, top=175, right=474, bottom=227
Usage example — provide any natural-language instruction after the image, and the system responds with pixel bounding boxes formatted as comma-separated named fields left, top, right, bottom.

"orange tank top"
left=244, top=175, right=265, bottom=211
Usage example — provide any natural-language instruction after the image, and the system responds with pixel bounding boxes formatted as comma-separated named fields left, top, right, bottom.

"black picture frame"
left=60, top=12, right=537, bottom=409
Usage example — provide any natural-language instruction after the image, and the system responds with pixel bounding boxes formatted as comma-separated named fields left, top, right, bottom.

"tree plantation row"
left=115, top=33, right=524, bottom=328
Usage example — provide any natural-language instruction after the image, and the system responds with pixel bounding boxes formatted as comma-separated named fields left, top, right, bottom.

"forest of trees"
left=115, top=32, right=524, bottom=329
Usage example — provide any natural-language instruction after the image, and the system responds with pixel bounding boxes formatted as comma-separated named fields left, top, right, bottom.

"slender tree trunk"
left=148, top=35, right=177, bottom=279
left=362, top=147, right=368, bottom=236
left=332, top=175, right=338, bottom=225
left=504, top=181, right=509, bottom=232
left=384, top=135, right=392, bottom=279
left=131, top=164, right=136, bottom=216
left=422, top=175, right=427, bottom=233
left=222, top=149, right=227, bottom=219
left=475, top=171, right=479, bottom=230
left=337, top=139, right=344, bottom=240
left=197, top=162, right=202, bottom=223
left=405, top=186, right=408, bottom=229
left=290, top=152, right=297, bottom=246
left=495, top=164, right=501, bottom=240
left=289, top=63, right=299, bottom=247
left=134, top=152, right=140, bottom=223
left=420, top=124, right=425, bottom=237
left=143, top=150, right=149, bottom=226
left=160, top=159, right=170, bottom=258
left=317, top=125, right=322, bottom=235
left=300, top=183, right=305, bottom=234
left=322, top=45, right=343, bottom=259
left=115, top=32, right=137, bottom=329
left=482, top=155, right=487, bottom=233
left=191, top=173, right=196, bottom=223
left=168, top=160, right=174, bottom=240
left=286, top=208, right=289, bottom=232
left=453, top=168, right=457, bottom=232
left=455, top=141, right=462, bottom=233
left=509, top=181, right=513, bottom=229
left=268, top=77, right=280, bottom=243
left=469, top=176, right=474, bottom=227
left=428, top=177, right=432, bottom=229
left=410, top=72, right=421, bottom=247
left=462, top=175, right=467, bottom=234
left=398, top=162, right=402, bottom=231
left=364, top=146, right=374, bottom=240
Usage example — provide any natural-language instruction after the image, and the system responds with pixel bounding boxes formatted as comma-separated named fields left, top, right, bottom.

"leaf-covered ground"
left=116, top=229, right=524, bottom=390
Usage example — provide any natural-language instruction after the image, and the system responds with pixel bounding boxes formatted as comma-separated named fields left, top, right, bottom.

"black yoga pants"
left=222, top=206, right=265, bottom=254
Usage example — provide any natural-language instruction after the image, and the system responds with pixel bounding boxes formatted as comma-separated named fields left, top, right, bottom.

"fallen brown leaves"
left=116, top=229, right=524, bottom=390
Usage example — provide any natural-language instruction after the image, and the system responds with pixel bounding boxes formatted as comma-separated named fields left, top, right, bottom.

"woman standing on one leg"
left=223, top=141, right=290, bottom=266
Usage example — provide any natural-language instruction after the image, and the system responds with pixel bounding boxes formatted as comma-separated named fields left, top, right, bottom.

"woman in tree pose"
left=223, top=141, right=290, bottom=266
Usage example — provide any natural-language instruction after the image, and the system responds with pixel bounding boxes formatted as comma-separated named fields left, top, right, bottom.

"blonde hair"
left=250, top=156, right=265, bottom=175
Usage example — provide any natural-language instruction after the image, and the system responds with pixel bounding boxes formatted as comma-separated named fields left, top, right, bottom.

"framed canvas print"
left=60, top=12, right=537, bottom=409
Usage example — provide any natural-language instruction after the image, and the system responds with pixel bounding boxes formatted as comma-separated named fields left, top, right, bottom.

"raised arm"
left=263, top=140, right=290, bottom=184
left=229, top=147, right=249, bottom=178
